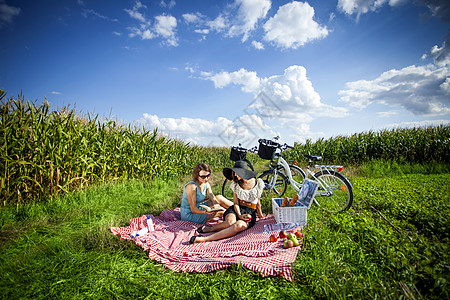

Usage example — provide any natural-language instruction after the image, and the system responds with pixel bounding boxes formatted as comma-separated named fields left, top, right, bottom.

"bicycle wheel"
left=313, top=170, right=353, bottom=213
left=222, top=179, right=234, bottom=200
left=279, top=164, right=305, bottom=195
left=221, top=159, right=254, bottom=200
left=258, top=169, right=288, bottom=199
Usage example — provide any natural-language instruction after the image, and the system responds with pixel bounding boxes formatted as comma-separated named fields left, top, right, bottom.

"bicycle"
left=256, top=137, right=353, bottom=213
left=221, top=143, right=306, bottom=203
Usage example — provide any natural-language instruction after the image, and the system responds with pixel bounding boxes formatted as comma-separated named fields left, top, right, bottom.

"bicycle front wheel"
left=258, top=170, right=288, bottom=199
left=313, top=170, right=353, bottom=213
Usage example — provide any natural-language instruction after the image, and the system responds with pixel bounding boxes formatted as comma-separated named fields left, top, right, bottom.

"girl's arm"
left=186, top=183, right=209, bottom=215
left=232, top=192, right=244, bottom=219
left=206, top=184, right=219, bottom=205
left=256, top=198, right=265, bottom=218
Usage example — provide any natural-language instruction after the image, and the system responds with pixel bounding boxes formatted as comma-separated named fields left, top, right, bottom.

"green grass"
left=1, top=166, right=449, bottom=299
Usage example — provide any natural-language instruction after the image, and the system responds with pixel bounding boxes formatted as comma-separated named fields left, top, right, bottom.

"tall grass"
left=0, top=91, right=229, bottom=206
left=286, top=125, right=450, bottom=165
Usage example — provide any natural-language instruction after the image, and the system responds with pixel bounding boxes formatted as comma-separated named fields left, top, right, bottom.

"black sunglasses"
left=199, top=173, right=211, bottom=179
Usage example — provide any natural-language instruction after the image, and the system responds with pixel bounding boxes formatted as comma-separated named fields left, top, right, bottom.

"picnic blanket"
left=110, top=208, right=302, bottom=281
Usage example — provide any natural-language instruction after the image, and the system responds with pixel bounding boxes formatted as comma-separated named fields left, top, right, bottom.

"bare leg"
left=216, top=194, right=233, bottom=209
left=203, top=213, right=236, bottom=232
left=194, top=214, right=248, bottom=243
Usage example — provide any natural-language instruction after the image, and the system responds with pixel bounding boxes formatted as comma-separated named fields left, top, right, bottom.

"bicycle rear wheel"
left=221, top=159, right=254, bottom=200
left=258, top=169, right=288, bottom=199
left=313, top=170, right=353, bottom=213
left=222, top=179, right=234, bottom=200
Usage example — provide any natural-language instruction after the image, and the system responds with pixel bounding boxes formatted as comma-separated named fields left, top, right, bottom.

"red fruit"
left=283, top=239, right=294, bottom=249
left=269, top=234, right=278, bottom=242
left=279, top=230, right=287, bottom=238
left=294, top=231, right=303, bottom=238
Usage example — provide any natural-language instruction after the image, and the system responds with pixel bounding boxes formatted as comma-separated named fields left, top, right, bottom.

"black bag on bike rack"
left=258, top=139, right=277, bottom=160
left=230, top=147, right=247, bottom=161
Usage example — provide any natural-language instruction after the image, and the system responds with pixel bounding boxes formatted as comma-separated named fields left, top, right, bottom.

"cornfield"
left=0, top=91, right=229, bottom=206
left=285, top=125, right=450, bottom=164
left=2, top=90, right=449, bottom=206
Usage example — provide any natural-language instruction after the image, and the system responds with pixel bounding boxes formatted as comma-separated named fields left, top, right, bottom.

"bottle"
left=135, top=227, right=149, bottom=237
left=146, top=215, right=154, bottom=231
left=264, top=222, right=300, bottom=233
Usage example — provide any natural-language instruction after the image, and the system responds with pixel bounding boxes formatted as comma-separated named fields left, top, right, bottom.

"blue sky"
left=1, top=0, right=449, bottom=147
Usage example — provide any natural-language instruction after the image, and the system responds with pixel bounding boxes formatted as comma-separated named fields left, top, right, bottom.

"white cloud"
left=227, top=0, right=271, bottom=42
left=81, top=8, right=108, bottom=19
left=376, top=110, right=399, bottom=118
left=428, top=33, right=450, bottom=67
left=206, top=68, right=261, bottom=93
left=160, top=0, right=176, bottom=9
left=137, top=114, right=265, bottom=146
left=386, top=119, right=450, bottom=129
left=263, top=1, right=328, bottom=49
left=154, top=14, right=178, bottom=46
left=207, top=15, right=228, bottom=32
left=338, top=60, right=450, bottom=115
left=125, top=1, right=178, bottom=46
left=337, top=0, right=388, bottom=18
left=338, top=0, right=450, bottom=22
left=182, top=12, right=203, bottom=24
left=252, top=40, right=264, bottom=50
left=201, top=65, right=347, bottom=119
left=125, top=0, right=147, bottom=23
left=0, top=0, right=20, bottom=27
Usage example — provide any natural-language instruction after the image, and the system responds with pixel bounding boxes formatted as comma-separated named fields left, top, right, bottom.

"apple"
left=279, top=230, right=288, bottom=238
left=290, top=237, right=299, bottom=247
left=269, top=234, right=278, bottom=242
left=283, top=239, right=294, bottom=249
left=287, top=233, right=295, bottom=240
left=294, top=231, right=303, bottom=238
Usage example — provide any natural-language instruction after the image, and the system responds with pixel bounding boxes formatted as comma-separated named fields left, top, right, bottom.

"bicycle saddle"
left=304, top=155, right=322, bottom=161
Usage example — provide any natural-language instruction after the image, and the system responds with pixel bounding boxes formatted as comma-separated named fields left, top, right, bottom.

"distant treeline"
left=285, top=125, right=450, bottom=165
left=2, top=91, right=449, bottom=206
left=0, top=92, right=229, bottom=206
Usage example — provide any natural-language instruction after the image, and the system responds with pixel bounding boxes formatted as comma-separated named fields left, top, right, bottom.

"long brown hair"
left=192, top=163, right=212, bottom=181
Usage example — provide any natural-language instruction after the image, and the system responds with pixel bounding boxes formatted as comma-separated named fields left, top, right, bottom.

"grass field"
left=1, top=163, right=448, bottom=299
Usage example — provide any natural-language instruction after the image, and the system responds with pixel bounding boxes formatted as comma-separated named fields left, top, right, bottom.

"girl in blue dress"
left=180, top=163, right=233, bottom=224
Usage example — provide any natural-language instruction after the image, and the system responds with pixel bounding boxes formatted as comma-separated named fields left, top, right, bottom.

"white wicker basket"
left=272, top=198, right=308, bottom=226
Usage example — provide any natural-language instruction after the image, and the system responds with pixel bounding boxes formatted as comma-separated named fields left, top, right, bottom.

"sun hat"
left=223, top=160, right=258, bottom=180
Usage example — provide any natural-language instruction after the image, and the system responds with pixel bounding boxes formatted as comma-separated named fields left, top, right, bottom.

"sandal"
left=196, top=225, right=211, bottom=233
left=189, top=235, right=202, bottom=244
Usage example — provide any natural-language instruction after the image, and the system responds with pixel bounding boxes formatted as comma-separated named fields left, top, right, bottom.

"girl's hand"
left=241, top=214, right=252, bottom=222
left=258, top=213, right=266, bottom=219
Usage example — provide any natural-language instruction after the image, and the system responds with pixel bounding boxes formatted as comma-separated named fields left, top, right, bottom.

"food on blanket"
left=283, top=239, right=294, bottom=249
left=269, top=234, right=278, bottom=242
left=279, top=230, right=287, bottom=238
left=289, top=194, right=300, bottom=206
left=290, top=237, right=299, bottom=247
left=294, top=231, right=303, bottom=238
left=287, top=233, right=295, bottom=240
left=281, top=197, right=289, bottom=207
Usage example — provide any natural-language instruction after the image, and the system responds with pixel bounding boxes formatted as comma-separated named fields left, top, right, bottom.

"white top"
left=230, top=178, right=265, bottom=205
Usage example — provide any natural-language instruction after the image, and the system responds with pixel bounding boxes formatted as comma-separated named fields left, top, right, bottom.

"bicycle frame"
left=271, top=154, right=345, bottom=205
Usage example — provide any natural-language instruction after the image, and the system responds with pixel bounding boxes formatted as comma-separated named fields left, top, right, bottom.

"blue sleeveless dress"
left=180, top=181, right=208, bottom=224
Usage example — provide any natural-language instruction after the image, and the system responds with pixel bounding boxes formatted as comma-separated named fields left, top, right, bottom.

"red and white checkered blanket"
left=110, top=208, right=302, bottom=281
